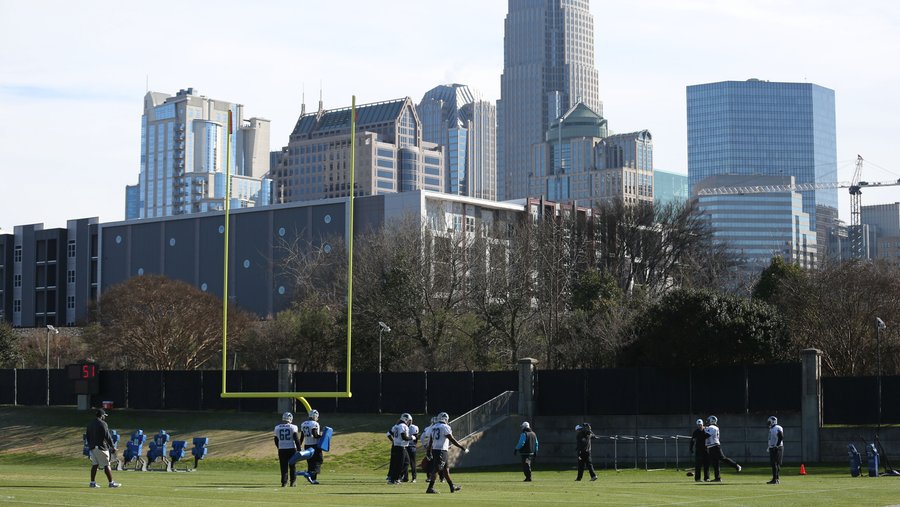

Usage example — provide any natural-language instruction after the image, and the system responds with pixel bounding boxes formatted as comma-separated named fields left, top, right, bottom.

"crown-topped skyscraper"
left=498, top=0, right=601, bottom=201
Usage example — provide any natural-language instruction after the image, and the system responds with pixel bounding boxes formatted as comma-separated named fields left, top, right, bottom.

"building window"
left=67, top=240, right=76, bottom=258
left=13, top=274, right=21, bottom=287
left=67, top=270, right=75, bottom=284
left=14, top=246, right=22, bottom=262
left=67, top=296, right=75, bottom=310
left=13, top=299, right=21, bottom=313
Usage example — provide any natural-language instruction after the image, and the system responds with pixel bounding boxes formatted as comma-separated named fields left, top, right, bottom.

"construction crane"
left=696, top=155, right=900, bottom=259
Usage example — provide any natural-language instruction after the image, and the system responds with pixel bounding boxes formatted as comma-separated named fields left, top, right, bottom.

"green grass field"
left=2, top=460, right=898, bottom=507
left=2, top=407, right=899, bottom=506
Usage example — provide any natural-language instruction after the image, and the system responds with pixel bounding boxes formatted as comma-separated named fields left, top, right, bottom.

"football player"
left=425, top=411, right=468, bottom=494
left=386, top=413, right=411, bottom=484
left=402, top=414, right=419, bottom=482
left=766, top=416, right=784, bottom=484
left=689, top=419, right=710, bottom=482
left=704, top=415, right=741, bottom=482
left=299, top=409, right=324, bottom=484
left=274, top=412, right=301, bottom=487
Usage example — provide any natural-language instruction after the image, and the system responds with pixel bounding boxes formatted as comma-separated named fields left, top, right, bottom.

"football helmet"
left=309, top=409, right=319, bottom=421
left=282, top=412, right=293, bottom=423
left=707, top=415, right=718, bottom=426
left=696, top=419, right=704, bottom=426
left=437, top=412, right=450, bottom=424
left=401, top=413, right=412, bottom=424
left=767, top=416, right=778, bottom=427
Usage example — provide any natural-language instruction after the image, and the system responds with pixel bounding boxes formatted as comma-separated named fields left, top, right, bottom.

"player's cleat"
left=711, top=478, right=721, bottom=482
left=410, top=479, right=417, bottom=483
left=426, top=488, right=439, bottom=494
left=108, top=481, right=121, bottom=488
left=523, top=478, right=531, bottom=482
left=590, top=476, right=598, bottom=481
left=736, top=464, right=742, bottom=473
left=450, top=485, right=461, bottom=493
left=290, top=482, right=296, bottom=487
left=767, top=479, right=779, bottom=484
left=309, top=480, right=319, bottom=485
left=89, top=482, right=99, bottom=488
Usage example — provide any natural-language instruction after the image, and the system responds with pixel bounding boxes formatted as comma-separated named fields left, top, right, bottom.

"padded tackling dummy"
left=191, top=437, right=208, bottom=468
left=288, top=447, right=315, bottom=465
left=169, top=440, right=187, bottom=466
left=319, top=426, right=334, bottom=452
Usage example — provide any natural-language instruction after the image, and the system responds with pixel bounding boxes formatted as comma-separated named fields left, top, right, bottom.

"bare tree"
left=777, top=260, right=900, bottom=376
left=82, top=275, right=252, bottom=370
left=594, top=199, right=735, bottom=297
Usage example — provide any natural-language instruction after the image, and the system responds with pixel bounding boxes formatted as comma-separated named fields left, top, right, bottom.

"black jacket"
left=86, top=417, right=114, bottom=451
left=576, top=429, right=597, bottom=453
left=689, top=428, right=707, bottom=455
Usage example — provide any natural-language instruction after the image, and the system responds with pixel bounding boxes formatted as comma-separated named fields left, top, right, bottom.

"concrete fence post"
left=277, top=358, right=297, bottom=416
left=517, top=358, right=538, bottom=419
left=800, top=348, right=822, bottom=463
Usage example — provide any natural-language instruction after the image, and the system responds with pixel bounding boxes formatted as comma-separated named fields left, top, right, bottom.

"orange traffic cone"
left=799, top=464, right=807, bottom=475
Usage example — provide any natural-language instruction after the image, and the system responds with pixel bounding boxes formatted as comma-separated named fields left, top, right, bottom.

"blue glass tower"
left=687, top=79, right=837, bottom=234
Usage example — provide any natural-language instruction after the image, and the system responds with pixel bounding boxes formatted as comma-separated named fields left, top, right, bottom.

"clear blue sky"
left=2, top=0, right=898, bottom=233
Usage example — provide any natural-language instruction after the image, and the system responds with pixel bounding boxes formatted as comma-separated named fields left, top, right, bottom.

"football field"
left=1, top=461, right=897, bottom=506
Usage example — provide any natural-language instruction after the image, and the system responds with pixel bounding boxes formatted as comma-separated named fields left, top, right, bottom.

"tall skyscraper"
left=498, top=0, right=601, bottom=201
left=687, top=79, right=838, bottom=248
left=127, top=88, right=272, bottom=219
left=862, top=202, right=900, bottom=266
left=417, top=84, right=497, bottom=200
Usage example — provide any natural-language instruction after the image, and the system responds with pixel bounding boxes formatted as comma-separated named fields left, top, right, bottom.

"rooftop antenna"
left=300, top=84, right=306, bottom=116
left=318, top=81, right=324, bottom=114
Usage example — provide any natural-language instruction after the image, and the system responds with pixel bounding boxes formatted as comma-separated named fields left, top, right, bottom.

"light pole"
left=377, top=321, right=391, bottom=414
left=876, top=317, right=886, bottom=431
left=46, top=324, right=58, bottom=406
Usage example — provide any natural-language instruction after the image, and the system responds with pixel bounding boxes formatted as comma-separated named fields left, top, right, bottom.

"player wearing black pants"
left=703, top=415, right=741, bottom=482
left=299, top=410, right=324, bottom=484
left=274, top=412, right=301, bottom=487
left=689, top=419, right=710, bottom=482
left=426, top=412, right=468, bottom=494
left=766, top=416, right=784, bottom=484
left=402, top=417, right=419, bottom=482
left=386, top=414, right=412, bottom=484
left=575, top=423, right=598, bottom=481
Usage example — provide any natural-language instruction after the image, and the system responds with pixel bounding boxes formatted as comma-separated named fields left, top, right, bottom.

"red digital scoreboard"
left=66, top=362, right=100, bottom=395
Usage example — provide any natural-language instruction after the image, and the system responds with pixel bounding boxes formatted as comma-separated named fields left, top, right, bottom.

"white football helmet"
left=401, top=413, right=412, bottom=424
left=696, top=419, right=704, bottom=426
left=309, top=409, right=319, bottom=421
left=767, top=416, right=778, bottom=427
left=282, top=412, right=293, bottom=423
left=437, top=412, right=449, bottom=424
left=707, top=415, right=718, bottom=426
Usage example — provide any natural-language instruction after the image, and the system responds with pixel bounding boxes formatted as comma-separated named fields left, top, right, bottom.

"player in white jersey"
left=273, top=412, right=301, bottom=487
left=402, top=416, right=419, bottom=482
left=299, top=409, right=323, bottom=484
left=766, top=416, right=784, bottom=484
left=385, top=413, right=412, bottom=484
left=425, top=412, right=468, bottom=494
left=703, top=415, right=741, bottom=482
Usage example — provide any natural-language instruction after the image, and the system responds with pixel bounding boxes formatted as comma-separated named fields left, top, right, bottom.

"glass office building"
left=696, top=174, right=817, bottom=273
left=687, top=79, right=838, bottom=237
left=418, top=84, right=497, bottom=200
left=654, top=170, right=688, bottom=207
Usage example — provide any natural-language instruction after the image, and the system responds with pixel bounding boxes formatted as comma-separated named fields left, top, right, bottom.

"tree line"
left=1, top=200, right=897, bottom=376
